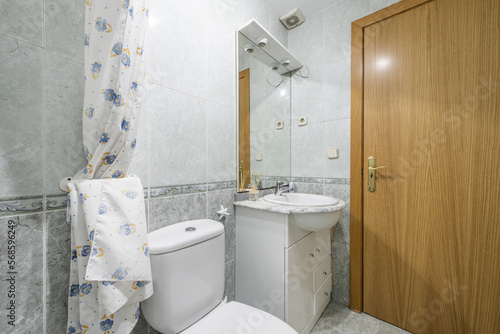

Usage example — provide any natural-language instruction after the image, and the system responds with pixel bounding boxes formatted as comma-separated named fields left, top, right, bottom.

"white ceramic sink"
left=263, top=193, right=339, bottom=207
left=263, top=193, right=343, bottom=231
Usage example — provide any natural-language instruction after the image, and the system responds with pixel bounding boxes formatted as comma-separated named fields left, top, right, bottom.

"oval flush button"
left=185, top=227, right=196, bottom=232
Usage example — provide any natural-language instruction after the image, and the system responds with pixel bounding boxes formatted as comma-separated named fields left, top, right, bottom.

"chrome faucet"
left=275, top=181, right=295, bottom=196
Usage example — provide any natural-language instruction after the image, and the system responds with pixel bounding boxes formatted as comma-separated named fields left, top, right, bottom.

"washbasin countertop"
left=233, top=195, right=346, bottom=215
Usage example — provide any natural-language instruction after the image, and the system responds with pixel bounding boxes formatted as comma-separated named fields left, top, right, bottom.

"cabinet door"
left=286, top=233, right=315, bottom=333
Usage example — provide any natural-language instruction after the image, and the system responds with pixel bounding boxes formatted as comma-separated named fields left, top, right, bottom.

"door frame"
left=349, top=0, right=432, bottom=312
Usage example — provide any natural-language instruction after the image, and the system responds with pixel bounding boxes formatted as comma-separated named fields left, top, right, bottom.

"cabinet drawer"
left=313, top=230, right=332, bottom=262
left=314, top=274, right=332, bottom=316
left=313, top=258, right=331, bottom=293
left=286, top=233, right=315, bottom=333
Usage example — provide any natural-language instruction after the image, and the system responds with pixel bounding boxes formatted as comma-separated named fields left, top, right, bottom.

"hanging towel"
left=66, top=176, right=152, bottom=334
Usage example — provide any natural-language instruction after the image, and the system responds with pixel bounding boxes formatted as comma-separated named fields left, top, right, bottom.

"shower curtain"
left=66, top=1, right=151, bottom=333
left=77, top=0, right=148, bottom=180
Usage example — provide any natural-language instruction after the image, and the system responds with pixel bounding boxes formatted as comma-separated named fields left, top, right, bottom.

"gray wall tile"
left=0, top=0, right=43, bottom=45
left=0, top=36, right=43, bottom=198
left=206, top=189, right=236, bottom=263
left=44, top=0, right=85, bottom=58
left=149, top=193, right=207, bottom=232
left=295, top=182, right=324, bottom=195
left=0, top=214, right=43, bottom=333
left=44, top=51, right=86, bottom=194
left=46, top=210, right=70, bottom=334
left=324, top=184, right=350, bottom=245
left=225, top=260, right=236, bottom=302
left=332, top=242, right=350, bottom=306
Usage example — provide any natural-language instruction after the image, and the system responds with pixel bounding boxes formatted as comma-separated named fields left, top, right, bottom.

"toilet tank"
left=141, top=219, right=225, bottom=334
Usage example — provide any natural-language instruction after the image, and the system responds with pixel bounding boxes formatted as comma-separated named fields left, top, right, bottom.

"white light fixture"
left=256, top=37, right=268, bottom=47
left=281, top=58, right=291, bottom=67
left=244, top=44, right=254, bottom=53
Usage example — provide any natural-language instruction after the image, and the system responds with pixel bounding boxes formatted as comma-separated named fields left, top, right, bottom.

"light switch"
left=327, top=148, right=339, bottom=159
left=256, top=152, right=263, bottom=161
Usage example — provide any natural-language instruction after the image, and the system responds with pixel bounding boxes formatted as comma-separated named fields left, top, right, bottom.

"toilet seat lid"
left=181, top=301, right=297, bottom=334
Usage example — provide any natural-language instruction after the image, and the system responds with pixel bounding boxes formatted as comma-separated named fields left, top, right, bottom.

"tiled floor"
left=311, top=300, right=412, bottom=334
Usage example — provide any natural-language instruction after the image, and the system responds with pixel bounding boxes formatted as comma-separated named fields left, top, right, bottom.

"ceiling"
left=263, top=0, right=343, bottom=18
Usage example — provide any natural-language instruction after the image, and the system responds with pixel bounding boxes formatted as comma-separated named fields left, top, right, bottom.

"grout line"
left=0, top=32, right=84, bottom=63
left=145, top=53, right=151, bottom=231
left=146, top=79, right=234, bottom=111
left=0, top=32, right=43, bottom=49
left=42, top=0, right=47, bottom=332
left=324, top=116, right=351, bottom=122
left=44, top=47, right=85, bottom=63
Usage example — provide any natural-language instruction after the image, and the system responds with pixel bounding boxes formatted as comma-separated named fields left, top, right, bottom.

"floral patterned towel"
left=66, top=177, right=152, bottom=334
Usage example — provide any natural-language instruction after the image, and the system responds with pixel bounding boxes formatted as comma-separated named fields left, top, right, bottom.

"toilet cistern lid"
left=147, top=219, right=224, bottom=255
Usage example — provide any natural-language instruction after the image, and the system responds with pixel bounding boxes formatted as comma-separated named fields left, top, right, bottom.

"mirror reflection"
left=237, top=32, right=292, bottom=192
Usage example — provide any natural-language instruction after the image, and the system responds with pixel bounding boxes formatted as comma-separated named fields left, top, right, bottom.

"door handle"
left=368, top=156, right=387, bottom=192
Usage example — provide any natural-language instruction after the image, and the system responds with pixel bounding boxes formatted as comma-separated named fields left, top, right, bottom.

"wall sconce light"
left=256, top=37, right=268, bottom=47
left=281, top=58, right=291, bottom=66
left=244, top=44, right=254, bottom=53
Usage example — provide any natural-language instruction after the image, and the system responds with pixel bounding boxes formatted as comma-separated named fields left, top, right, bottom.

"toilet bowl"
left=141, top=219, right=296, bottom=334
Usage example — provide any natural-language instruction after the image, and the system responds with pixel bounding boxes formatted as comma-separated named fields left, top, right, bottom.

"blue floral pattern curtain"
left=76, top=0, right=148, bottom=180
left=66, top=1, right=151, bottom=333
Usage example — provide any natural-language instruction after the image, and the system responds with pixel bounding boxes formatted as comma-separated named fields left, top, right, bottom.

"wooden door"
left=354, top=0, right=500, bottom=332
left=239, top=69, right=250, bottom=190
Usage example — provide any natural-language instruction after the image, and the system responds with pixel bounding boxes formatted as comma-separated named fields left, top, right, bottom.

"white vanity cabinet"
left=235, top=205, right=333, bottom=334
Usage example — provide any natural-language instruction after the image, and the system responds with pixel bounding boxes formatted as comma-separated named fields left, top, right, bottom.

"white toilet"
left=141, top=219, right=297, bottom=334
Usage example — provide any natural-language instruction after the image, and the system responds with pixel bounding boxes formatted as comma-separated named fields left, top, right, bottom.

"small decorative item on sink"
left=249, top=172, right=262, bottom=201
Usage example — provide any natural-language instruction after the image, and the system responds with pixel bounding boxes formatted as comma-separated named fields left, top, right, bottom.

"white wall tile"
left=371, top=0, right=401, bottom=12
left=243, top=0, right=270, bottom=28
left=206, top=101, right=236, bottom=183
left=148, top=0, right=209, bottom=97
left=289, top=12, right=324, bottom=124
left=323, top=56, right=351, bottom=121
left=291, top=122, right=324, bottom=177
left=148, top=83, right=206, bottom=187
left=324, top=118, right=350, bottom=178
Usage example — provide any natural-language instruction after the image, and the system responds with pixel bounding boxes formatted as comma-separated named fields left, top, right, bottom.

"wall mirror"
left=237, top=20, right=302, bottom=192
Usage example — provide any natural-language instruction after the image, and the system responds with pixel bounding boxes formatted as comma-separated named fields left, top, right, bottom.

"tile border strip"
left=1, top=178, right=348, bottom=215
left=262, top=176, right=350, bottom=185
left=148, top=181, right=234, bottom=199
left=0, top=196, right=44, bottom=216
